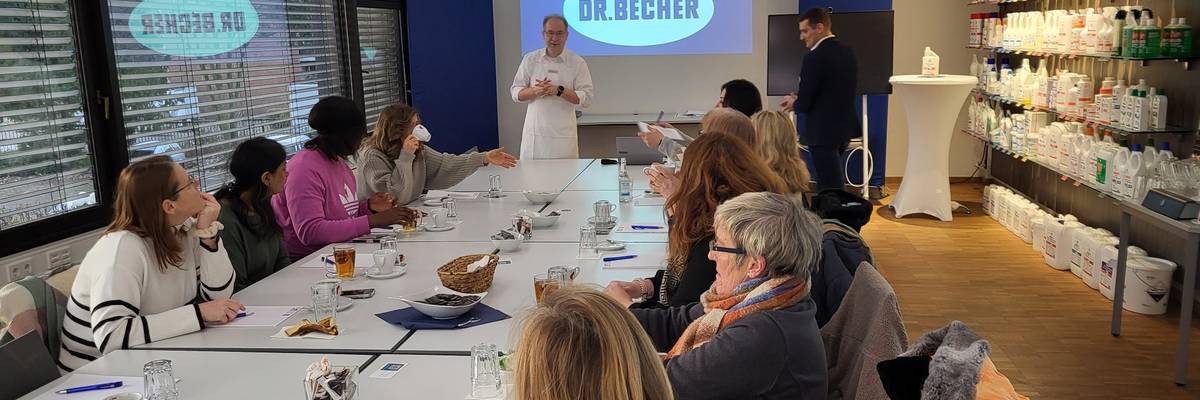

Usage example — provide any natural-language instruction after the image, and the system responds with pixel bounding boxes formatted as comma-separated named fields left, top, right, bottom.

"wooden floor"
left=864, top=182, right=1200, bottom=399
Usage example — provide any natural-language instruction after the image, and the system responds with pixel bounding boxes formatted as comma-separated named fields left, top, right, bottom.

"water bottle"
left=618, top=158, right=632, bottom=203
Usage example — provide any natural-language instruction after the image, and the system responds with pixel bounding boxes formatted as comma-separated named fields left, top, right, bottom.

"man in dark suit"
left=782, top=7, right=860, bottom=191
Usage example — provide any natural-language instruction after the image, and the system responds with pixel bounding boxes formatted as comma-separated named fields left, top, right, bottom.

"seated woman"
left=357, top=103, right=516, bottom=205
left=639, top=78, right=762, bottom=154
left=59, top=156, right=244, bottom=372
left=214, top=137, right=290, bottom=291
left=273, top=96, right=417, bottom=260
left=751, top=111, right=812, bottom=194
left=642, top=107, right=757, bottom=195
left=631, top=192, right=828, bottom=399
left=605, top=132, right=787, bottom=308
left=514, top=286, right=673, bottom=400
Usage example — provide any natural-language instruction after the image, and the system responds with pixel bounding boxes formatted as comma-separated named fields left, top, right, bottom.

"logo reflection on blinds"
left=127, top=0, right=260, bottom=57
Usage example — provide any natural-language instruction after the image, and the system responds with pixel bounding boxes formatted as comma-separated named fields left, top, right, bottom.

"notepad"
left=612, top=224, right=668, bottom=233
left=633, top=196, right=665, bottom=207
left=33, top=374, right=144, bottom=400
left=208, top=306, right=302, bottom=328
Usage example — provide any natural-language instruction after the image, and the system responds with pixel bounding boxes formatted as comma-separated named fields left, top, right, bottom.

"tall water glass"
left=143, top=359, right=179, bottom=400
left=442, top=197, right=458, bottom=219
left=578, top=226, right=599, bottom=259
left=484, top=175, right=505, bottom=198
left=470, top=343, right=502, bottom=398
left=311, top=280, right=339, bottom=323
left=379, top=236, right=400, bottom=265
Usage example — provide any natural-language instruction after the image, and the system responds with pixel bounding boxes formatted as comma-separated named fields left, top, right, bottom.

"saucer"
left=596, top=240, right=626, bottom=251
left=423, top=224, right=455, bottom=232
left=586, top=216, right=618, bottom=226
left=423, top=197, right=448, bottom=207
left=366, top=266, right=407, bottom=280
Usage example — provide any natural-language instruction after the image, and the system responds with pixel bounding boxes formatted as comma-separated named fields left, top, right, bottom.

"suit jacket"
left=795, top=37, right=861, bottom=146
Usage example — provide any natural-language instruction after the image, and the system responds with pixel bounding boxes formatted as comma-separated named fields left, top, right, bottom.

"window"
left=357, top=6, right=404, bottom=132
left=108, top=0, right=348, bottom=191
left=0, top=0, right=99, bottom=231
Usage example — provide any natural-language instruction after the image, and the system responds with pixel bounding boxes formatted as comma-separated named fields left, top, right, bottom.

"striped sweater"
left=58, top=230, right=235, bottom=372
left=355, top=146, right=487, bottom=206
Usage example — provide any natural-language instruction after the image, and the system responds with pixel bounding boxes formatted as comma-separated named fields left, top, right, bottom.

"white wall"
left=886, top=0, right=984, bottom=178
left=493, top=1, right=797, bottom=155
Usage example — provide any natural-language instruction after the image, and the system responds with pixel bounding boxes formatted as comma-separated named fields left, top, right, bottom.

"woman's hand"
left=194, top=192, right=221, bottom=230
left=402, top=134, right=421, bottom=155
left=485, top=148, right=518, bottom=168
left=604, top=280, right=648, bottom=308
left=199, top=298, right=245, bottom=325
left=648, top=167, right=679, bottom=200
left=368, top=192, right=396, bottom=213
left=638, top=127, right=664, bottom=149
left=368, top=206, right=419, bottom=227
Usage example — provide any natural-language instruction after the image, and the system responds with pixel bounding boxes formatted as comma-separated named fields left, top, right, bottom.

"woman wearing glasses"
left=605, top=132, right=787, bottom=309
left=631, top=192, right=828, bottom=399
left=59, top=156, right=243, bottom=372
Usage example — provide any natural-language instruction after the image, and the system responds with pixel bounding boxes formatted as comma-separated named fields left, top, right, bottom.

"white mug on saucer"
left=427, top=208, right=449, bottom=228
left=372, top=249, right=397, bottom=275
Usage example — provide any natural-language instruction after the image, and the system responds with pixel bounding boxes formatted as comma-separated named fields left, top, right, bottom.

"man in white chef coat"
left=511, top=14, right=594, bottom=159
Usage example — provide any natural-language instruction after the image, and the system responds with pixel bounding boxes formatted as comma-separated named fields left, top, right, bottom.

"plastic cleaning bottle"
left=922, top=47, right=940, bottom=76
left=1095, top=132, right=1118, bottom=188
left=970, top=55, right=981, bottom=83
left=1124, top=144, right=1146, bottom=200
left=1110, top=79, right=1126, bottom=125
left=1144, top=137, right=1160, bottom=175
left=1121, top=9, right=1139, bottom=57
left=1144, top=12, right=1162, bottom=58
left=1076, top=75, right=1094, bottom=118
left=1094, top=77, right=1114, bottom=122
left=1084, top=8, right=1101, bottom=54
left=1157, top=141, right=1174, bottom=166
left=1149, top=88, right=1168, bottom=130
left=1179, top=18, right=1194, bottom=57
left=1112, top=9, right=1127, bottom=56
left=1112, top=139, right=1131, bottom=197
left=1034, top=66, right=1050, bottom=108
left=1083, top=127, right=1100, bottom=182
left=1070, top=11, right=1086, bottom=54
left=1098, top=7, right=1117, bottom=54
left=1162, top=18, right=1179, bottom=57
left=1133, top=88, right=1151, bottom=131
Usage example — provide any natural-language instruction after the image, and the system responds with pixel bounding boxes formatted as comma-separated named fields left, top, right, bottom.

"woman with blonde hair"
left=607, top=132, right=788, bottom=308
left=752, top=111, right=811, bottom=193
left=514, top=286, right=672, bottom=400
left=357, top=103, right=516, bottom=205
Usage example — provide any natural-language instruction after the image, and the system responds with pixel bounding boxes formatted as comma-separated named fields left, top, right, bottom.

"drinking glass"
left=484, top=175, right=505, bottom=198
left=470, top=343, right=502, bottom=398
left=593, top=200, right=614, bottom=224
left=442, top=197, right=458, bottom=219
left=532, top=273, right=562, bottom=304
left=577, top=226, right=599, bottom=259
left=311, top=280, right=339, bottom=323
left=399, top=212, right=423, bottom=233
left=143, top=359, right=179, bottom=400
left=548, top=265, right=579, bottom=283
left=332, top=244, right=355, bottom=279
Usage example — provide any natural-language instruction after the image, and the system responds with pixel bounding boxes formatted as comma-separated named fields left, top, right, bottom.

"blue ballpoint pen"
left=630, top=225, right=663, bottom=230
left=603, top=255, right=638, bottom=262
left=55, top=381, right=123, bottom=394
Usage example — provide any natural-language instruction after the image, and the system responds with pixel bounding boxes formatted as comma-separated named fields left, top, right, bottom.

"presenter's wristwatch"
left=556, top=85, right=565, bottom=97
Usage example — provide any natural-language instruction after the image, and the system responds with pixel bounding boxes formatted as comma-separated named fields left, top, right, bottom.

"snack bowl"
left=491, top=238, right=523, bottom=252
left=522, top=190, right=560, bottom=204
left=396, top=287, right=488, bottom=319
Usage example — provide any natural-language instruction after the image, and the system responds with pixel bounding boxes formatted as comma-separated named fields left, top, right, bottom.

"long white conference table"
left=29, top=159, right=668, bottom=399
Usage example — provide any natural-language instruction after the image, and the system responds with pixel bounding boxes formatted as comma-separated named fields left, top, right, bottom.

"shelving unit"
left=970, top=89, right=1196, bottom=136
left=968, top=46, right=1196, bottom=70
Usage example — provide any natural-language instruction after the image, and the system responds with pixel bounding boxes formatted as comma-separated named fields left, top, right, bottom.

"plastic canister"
left=1122, top=257, right=1178, bottom=315
left=1031, top=212, right=1049, bottom=253
left=1069, top=227, right=1096, bottom=279
left=983, top=185, right=996, bottom=216
left=1082, top=231, right=1115, bottom=289
left=1042, top=217, right=1068, bottom=269
left=1053, top=220, right=1085, bottom=271
left=1098, top=245, right=1148, bottom=300
left=1017, top=203, right=1036, bottom=244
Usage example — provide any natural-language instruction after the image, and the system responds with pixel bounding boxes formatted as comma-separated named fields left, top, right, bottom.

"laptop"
left=0, top=332, right=61, bottom=399
left=615, top=137, right=665, bottom=165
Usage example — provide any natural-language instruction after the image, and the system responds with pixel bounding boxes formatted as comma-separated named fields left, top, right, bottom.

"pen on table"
left=55, top=381, right=123, bottom=394
left=236, top=311, right=255, bottom=319
left=603, top=255, right=638, bottom=262
left=631, top=225, right=663, bottom=230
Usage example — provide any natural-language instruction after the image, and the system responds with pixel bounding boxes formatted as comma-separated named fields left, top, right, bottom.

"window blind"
left=108, top=0, right=347, bottom=191
left=0, top=0, right=99, bottom=230
left=357, top=6, right=403, bottom=133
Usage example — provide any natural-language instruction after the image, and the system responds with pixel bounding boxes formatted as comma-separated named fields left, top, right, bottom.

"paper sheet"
left=683, top=109, right=708, bottom=117
left=208, top=306, right=302, bottom=328
left=425, top=190, right=479, bottom=200
left=633, top=196, right=665, bottom=207
left=612, top=224, right=668, bottom=233
left=32, top=374, right=144, bottom=400
left=602, top=250, right=668, bottom=269
left=298, top=253, right=377, bottom=269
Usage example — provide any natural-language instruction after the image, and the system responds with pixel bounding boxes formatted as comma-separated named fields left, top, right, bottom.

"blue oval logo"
left=563, top=0, right=714, bottom=47
left=128, top=0, right=260, bottom=57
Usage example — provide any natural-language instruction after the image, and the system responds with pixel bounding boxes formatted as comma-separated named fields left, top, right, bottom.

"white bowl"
left=491, top=238, right=522, bottom=252
left=522, top=190, right=560, bottom=204
left=397, top=287, right=488, bottom=319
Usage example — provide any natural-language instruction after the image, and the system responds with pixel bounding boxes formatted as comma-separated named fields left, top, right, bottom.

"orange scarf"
left=666, top=276, right=810, bottom=358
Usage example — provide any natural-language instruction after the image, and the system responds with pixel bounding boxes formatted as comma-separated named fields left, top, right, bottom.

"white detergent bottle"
left=970, top=55, right=981, bottom=82
left=1150, top=88, right=1168, bottom=130
left=1111, top=140, right=1131, bottom=197
left=922, top=47, right=940, bottom=76
left=1144, top=138, right=1160, bottom=175
left=1124, top=144, right=1146, bottom=200
left=1110, top=79, right=1126, bottom=124
left=1157, top=141, right=1175, bottom=166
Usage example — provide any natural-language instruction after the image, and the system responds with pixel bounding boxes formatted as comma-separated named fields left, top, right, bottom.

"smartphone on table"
left=341, top=289, right=376, bottom=299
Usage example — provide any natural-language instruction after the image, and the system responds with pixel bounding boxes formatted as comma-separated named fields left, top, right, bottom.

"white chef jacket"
left=510, top=48, right=593, bottom=160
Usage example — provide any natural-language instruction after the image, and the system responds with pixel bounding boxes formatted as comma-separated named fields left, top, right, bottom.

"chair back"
left=0, top=276, right=68, bottom=361
left=0, top=332, right=61, bottom=399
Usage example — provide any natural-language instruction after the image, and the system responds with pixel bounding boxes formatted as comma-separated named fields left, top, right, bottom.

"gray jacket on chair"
left=820, top=262, right=907, bottom=400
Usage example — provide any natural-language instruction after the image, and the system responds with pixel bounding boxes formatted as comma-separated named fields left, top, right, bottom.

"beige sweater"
left=356, top=146, right=487, bottom=205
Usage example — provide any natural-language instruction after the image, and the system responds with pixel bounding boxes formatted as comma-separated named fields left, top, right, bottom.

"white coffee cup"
left=371, top=249, right=397, bottom=275
left=428, top=208, right=449, bottom=228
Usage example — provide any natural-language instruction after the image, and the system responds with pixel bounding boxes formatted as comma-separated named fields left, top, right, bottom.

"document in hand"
left=637, top=122, right=692, bottom=142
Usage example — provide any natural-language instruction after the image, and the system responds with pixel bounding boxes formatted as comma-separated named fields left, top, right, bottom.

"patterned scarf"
left=666, top=276, right=811, bottom=358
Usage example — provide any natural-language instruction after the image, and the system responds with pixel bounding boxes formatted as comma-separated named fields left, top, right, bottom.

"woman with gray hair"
left=631, top=191, right=828, bottom=399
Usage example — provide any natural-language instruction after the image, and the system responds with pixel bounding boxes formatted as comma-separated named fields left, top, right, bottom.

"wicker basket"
left=436, top=254, right=499, bottom=293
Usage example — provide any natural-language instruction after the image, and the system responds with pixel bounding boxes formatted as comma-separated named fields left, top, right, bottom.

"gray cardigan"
left=356, top=146, right=487, bottom=205
left=631, top=297, right=829, bottom=400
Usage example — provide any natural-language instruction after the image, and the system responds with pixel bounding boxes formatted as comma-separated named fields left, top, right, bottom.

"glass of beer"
left=333, top=244, right=356, bottom=279
left=533, top=273, right=562, bottom=304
